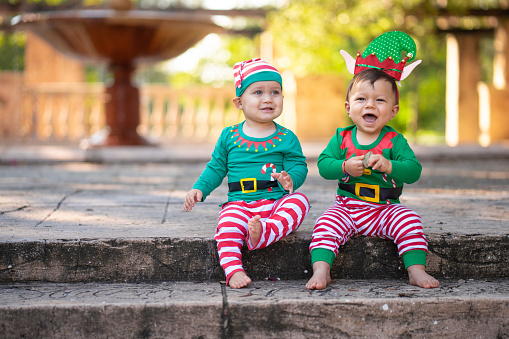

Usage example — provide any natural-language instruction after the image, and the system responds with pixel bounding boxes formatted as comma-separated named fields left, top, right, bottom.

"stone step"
left=1, top=148, right=508, bottom=337
left=1, top=279, right=508, bottom=338
left=1, top=233, right=508, bottom=283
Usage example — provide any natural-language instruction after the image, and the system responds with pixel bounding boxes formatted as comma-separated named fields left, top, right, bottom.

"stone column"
left=445, top=33, right=481, bottom=146
left=489, top=19, right=509, bottom=143
left=103, top=63, right=148, bottom=146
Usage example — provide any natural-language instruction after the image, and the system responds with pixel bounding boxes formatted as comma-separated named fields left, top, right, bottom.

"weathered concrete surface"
left=0, top=149, right=508, bottom=283
left=1, top=234, right=508, bottom=283
left=0, top=144, right=508, bottom=338
left=0, top=281, right=224, bottom=338
left=226, top=279, right=509, bottom=338
left=0, top=279, right=508, bottom=338
left=1, top=143, right=508, bottom=164
left=1, top=157, right=508, bottom=241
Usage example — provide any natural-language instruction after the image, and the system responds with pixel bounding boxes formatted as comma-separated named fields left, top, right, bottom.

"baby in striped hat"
left=184, top=58, right=310, bottom=289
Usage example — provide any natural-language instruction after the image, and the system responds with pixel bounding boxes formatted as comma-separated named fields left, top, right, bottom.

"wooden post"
left=489, top=19, right=509, bottom=143
left=445, top=33, right=481, bottom=146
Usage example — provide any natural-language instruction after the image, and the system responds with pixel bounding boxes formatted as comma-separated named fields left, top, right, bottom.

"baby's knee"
left=287, top=192, right=310, bottom=204
left=282, top=192, right=310, bottom=213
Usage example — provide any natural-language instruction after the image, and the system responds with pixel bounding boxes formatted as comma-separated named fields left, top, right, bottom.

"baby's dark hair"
left=345, top=68, right=399, bottom=104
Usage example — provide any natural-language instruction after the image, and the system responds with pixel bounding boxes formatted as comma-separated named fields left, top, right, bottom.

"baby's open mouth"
left=363, top=114, right=377, bottom=122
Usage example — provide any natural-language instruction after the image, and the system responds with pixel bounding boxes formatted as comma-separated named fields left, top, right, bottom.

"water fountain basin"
left=11, top=9, right=223, bottom=65
left=11, top=9, right=223, bottom=146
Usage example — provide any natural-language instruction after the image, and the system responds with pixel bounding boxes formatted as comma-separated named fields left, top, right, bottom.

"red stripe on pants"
left=309, top=195, right=427, bottom=257
left=215, top=193, right=310, bottom=284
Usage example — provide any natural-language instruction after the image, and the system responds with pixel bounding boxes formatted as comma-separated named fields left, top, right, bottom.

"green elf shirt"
left=318, top=125, right=421, bottom=204
left=193, top=121, right=308, bottom=203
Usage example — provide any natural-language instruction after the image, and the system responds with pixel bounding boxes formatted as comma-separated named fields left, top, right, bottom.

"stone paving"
left=0, top=143, right=508, bottom=338
left=0, top=143, right=508, bottom=242
left=1, top=279, right=508, bottom=338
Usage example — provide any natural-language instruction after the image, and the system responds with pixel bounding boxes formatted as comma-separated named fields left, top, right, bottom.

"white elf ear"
left=340, top=49, right=356, bottom=75
left=400, top=59, right=422, bottom=81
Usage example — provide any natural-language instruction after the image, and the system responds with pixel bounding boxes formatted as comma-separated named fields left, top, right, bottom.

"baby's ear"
left=232, top=97, right=242, bottom=110
left=391, top=104, right=400, bottom=119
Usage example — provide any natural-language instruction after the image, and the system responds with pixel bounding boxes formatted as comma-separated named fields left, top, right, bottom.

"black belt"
left=229, top=178, right=279, bottom=193
left=338, top=183, right=402, bottom=203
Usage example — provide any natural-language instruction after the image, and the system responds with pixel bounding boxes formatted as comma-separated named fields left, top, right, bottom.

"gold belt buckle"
left=355, top=183, right=380, bottom=203
left=240, top=178, right=257, bottom=193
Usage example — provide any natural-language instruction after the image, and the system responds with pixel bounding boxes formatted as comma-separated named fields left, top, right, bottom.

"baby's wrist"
left=386, top=160, right=392, bottom=174
left=342, top=160, right=347, bottom=174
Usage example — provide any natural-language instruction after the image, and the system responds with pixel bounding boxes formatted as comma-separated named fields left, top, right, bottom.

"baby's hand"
left=368, top=154, right=392, bottom=174
left=344, top=155, right=365, bottom=177
left=271, top=170, right=293, bottom=194
left=184, top=189, right=203, bottom=211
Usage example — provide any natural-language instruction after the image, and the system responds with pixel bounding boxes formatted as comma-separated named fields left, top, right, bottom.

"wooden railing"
left=13, top=82, right=245, bottom=143
left=139, top=85, right=242, bottom=142
left=25, top=83, right=106, bottom=141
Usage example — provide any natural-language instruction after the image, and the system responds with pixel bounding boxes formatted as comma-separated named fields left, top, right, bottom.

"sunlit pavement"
left=0, top=142, right=508, bottom=337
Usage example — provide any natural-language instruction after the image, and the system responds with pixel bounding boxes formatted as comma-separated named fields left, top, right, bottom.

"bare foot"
left=408, top=265, right=440, bottom=289
left=229, top=271, right=252, bottom=289
left=248, top=215, right=262, bottom=247
left=305, top=261, right=331, bottom=290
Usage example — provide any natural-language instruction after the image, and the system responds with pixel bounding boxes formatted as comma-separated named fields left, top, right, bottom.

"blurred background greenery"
left=0, top=0, right=503, bottom=143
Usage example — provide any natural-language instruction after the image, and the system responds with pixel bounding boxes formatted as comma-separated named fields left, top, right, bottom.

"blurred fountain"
left=11, top=0, right=222, bottom=146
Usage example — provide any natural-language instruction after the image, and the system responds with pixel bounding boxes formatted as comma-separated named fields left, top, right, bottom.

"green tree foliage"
left=267, top=0, right=435, bottom=75
left=0, top=32, right=25, bottom=71
left=266, top=0, right=448, bottom=140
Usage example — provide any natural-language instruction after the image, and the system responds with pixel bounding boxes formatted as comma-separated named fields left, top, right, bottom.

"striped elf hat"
left=233, top=58, right=282, bottom=97
left=340, top=31, right=422, bottom=82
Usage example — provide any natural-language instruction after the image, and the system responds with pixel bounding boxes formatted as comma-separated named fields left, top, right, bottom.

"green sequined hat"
left=341, top=31, right=421, bottom=81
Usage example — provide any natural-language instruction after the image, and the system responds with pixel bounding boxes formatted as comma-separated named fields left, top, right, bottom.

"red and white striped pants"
left=215, top=192, right=310, bottom=284
left=309, top=195, right=427, bottom=257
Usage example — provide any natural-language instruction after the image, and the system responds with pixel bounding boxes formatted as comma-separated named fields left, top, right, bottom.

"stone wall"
left=24, top=33, right=84, bottom=85
left=294, top=75, right=347, bottom=141
left=0, top=72, right=24, bottom=139
left=488, top=86, right=509, bottom=142
left=0, top=33, right=86, bottom=141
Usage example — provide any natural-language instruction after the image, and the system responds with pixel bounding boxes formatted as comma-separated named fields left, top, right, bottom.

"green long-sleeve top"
left=193, top=121, right=308, bottom=203
left=318, top=125, right=421, bottom=204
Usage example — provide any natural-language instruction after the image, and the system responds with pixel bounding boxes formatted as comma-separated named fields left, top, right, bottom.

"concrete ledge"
left=1, top=279, right=508, bottom=338
left=2, top=144, right=509, bottom=164
left=0, top=282, right=224, bottom=339
left=228, top=296, right=509, bottom=338
left=1, top=234, right=508, bottom=283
